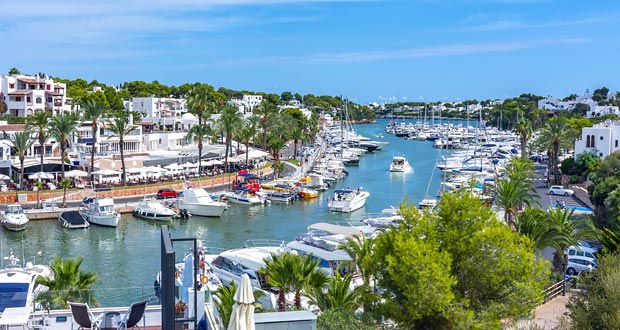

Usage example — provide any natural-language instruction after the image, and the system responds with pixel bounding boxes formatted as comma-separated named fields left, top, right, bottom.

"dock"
left=24, top=203, right=137, bottom=220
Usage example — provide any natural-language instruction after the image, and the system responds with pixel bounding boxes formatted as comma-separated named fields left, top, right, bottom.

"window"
left=30, top=85, right=35, bottom=90
left=26, top=97, right=31, bottom=103
left=616, top=140, right=618, bottom=148
left=600, top=136, right=604, bottom=140
left=586, top=135, right=590, bottom=148
left=9, top=83, right=14, bottom=89
left=36, top=97, right=42, bottom=104
left=15, top=97, right=22, bottom=102
left=46, top=85, right=50, bottom=90
left=600, top=153, right=603, bottom=157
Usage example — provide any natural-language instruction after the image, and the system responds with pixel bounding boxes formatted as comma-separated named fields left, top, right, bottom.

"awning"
left=308, top=223, right=363, bottom=237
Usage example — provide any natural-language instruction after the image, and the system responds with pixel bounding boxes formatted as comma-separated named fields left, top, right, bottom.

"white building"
left=574, top=120, right=620, bottom=159
left=0, top=74, right=72, bottom=117
left=242, top=95, right=263, bottom=110
left=131, top=97, right=189, bottom=130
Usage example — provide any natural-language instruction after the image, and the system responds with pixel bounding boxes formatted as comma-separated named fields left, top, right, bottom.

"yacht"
left=389, top=155, right=411, bottom=172
left=133, top=197, right=176, bottom=221
left=0, top=250, right=53, bottom=312
left=203, top=243, right=280, bottom=310
left=177, top=188, right=228, bottom=217
left=327, top=188, right=370, bottom=213
left=224, top=189, right=265, bottom=205
left=1, top=205, right=29, bottom=232
left=81, top=197, right=121, bottom=227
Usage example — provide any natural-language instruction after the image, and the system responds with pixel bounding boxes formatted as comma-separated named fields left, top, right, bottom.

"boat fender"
left=200, top=274, right=208, bottom=285
left=197, top=320, right=207, bottom=330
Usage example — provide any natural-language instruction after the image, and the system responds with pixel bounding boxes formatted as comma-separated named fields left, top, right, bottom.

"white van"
left=568, top=245, right=598, bottom=260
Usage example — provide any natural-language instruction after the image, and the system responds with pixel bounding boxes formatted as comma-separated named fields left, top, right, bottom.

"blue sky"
left=1, top=0, right=619, bottom=103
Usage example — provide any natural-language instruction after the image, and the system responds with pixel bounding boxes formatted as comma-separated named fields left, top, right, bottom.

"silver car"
left=567, top=256, right=597, bottom=275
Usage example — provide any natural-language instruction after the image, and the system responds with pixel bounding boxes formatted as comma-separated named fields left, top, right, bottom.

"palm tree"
left=106, top=112, right=138, bottom=186
left=258, top=253, right=292, bottom=311
left=187, top=124, right=213, bottom=176
left=26, top=111, right=51, bottom=173
left=213, top=281, right=266, bottom=326
left=49, top=114, right=80, bottom=180
left=34, top=181, right=44, bottom=209
left=492, top=179, right=538, bottom=227
left=217, top=105, right=243, bottom=173
left=341, top=235, right=378, bottom=313
left=305, top=273, right=370, bottom=312
left=81, top=99, right=108, bottom=182
left=267, top=136, right=286, bottom=161
left=537, top=117, right=576, bottom=184
left=187, top=87, right=209, bottom=125
left=515, top=208, right=561, bottom=250
left=514, top=118, right=532, bottom=157
left=289, top=121, right=304, bottom=160
left=60, top=178, right=71, bottom=207
left=237, top=117, right=259, bottom=167
left=272, top=161, right=285, bottom=178
left=35, top=256, right=99, bottom=309
left=5, top=130, right=35, bottom=191
left=546, top=207, right=598, bottom=272
left=258, top=252, right=322, bottom=311
left=254, top=101, right=279, bottom=150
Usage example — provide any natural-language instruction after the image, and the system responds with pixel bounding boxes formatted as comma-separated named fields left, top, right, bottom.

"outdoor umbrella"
left=28, top=171, right=54, bottom=180
left=228, top=273, right=255, bottom=330
left=0, top=174, right=9, bottom=180
left=64, top=169, right=88, bottom=178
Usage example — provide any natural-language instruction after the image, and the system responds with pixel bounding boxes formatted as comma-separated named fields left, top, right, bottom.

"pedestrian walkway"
left=513, top=294, right=570, bottom=329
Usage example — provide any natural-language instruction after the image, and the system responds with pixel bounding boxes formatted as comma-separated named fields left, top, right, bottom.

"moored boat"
left=59, top=210, right=89, bottom=229
left=0, top=250, right=54, bottom=312
left=133, top=197, right=176, bottom=221
left=224, top=189, right=265, bottom=205
left=81, top=197, right=121, bottom=227
left=177, top=187, right=228, bottom=217
left=1, top=204, right=29, bottom=232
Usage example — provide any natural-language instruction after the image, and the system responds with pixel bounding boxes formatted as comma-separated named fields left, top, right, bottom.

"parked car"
left=568, top=245, right=598, bottom=260
left=157, top=188, right=179, bottom=199
left=549, top=185, right=574, bottom=196
left=566, top=256, right=597, bottom=275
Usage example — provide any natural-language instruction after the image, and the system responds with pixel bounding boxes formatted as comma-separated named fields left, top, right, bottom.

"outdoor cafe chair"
left=117, top=300, right=148, bottom=330
left=68, top=302, right=103, bottom=330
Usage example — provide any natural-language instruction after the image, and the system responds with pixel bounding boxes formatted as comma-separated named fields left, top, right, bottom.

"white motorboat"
left=1, top=205, right=29, bottom=232
left=0, top=250, right=53, bottom=312
left=81, top=197, right=120, bottom=227
left=389, top=155, right=411, bottom=172
left=327, top=188, right=370, bottom=213
left=177, top=188, right=228, bottom=217
left=419, top=198, right=437, bottom=209
left=59, top=211, right=89, bottom=229
left=224, top=189, right=265, bottom=205
left=204, top=243, right=280, bottom=310
left=133, top=197, right=176, bottom=221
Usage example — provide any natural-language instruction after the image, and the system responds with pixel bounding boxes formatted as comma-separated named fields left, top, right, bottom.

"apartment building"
left=0, top=74, right=72, bottom=117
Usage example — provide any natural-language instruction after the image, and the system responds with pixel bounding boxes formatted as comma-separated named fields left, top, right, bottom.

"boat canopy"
left=332, top=189, right=355, bottom=194
left=286, top=241, right=352, bottom=261
left=308, top=223, right=363, bottom=238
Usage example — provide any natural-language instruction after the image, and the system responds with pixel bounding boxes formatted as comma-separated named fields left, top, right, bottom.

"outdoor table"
left=0, top=307, right=31, bottom=329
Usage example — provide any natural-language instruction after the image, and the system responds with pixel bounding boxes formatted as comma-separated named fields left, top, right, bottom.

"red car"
left=157, top=188, right=179, bottom=199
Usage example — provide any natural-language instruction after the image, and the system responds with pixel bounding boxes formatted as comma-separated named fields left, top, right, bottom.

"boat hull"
left=328, top=192, right=369, bottom=213
left=133, top=209, right=174, bottom=221
left=84, top=213, right=120, bottom=227
left=178, top=203, right=227, bottom=217
left=2, top=221, right=27, bottom=232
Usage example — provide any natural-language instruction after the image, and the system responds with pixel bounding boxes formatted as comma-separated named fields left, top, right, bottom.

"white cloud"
left=458, top=16, right=610, bottom=32
left=220, top=38, right=588, bottom=65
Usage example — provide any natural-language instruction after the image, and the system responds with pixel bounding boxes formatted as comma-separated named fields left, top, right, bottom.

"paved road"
left=532, top=162, right=587, bottom=211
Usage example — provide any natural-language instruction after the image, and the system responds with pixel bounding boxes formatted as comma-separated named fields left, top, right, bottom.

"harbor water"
left=0, top=118, right=450, bottom=307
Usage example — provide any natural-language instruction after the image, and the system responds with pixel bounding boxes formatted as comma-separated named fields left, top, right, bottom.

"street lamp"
left=562, top=247, right=569, bottom=296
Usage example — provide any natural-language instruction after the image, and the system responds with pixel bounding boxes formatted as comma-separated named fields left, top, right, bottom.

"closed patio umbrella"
left=228, top=273, right=255, bottom=330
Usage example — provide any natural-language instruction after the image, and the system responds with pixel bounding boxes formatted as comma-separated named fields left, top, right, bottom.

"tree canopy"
left=373, top=193, right=549, bottom=329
